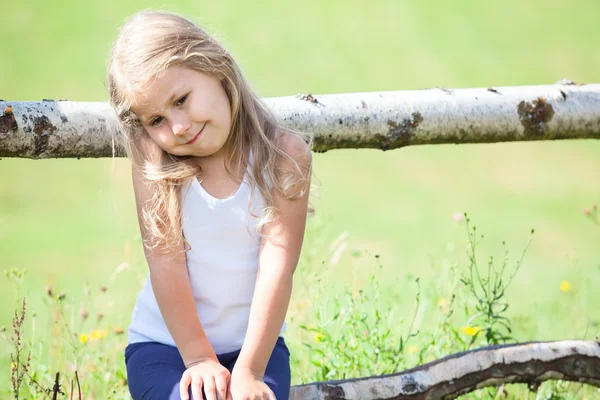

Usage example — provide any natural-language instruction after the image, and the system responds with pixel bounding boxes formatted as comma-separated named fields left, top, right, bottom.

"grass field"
left=1, top=0, right=599, bottom=398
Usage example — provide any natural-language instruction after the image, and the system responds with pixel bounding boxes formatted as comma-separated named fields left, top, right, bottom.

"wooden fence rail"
left=1, top=81, right=599, bottom=159
left=289, top=340, right=600, bottom=399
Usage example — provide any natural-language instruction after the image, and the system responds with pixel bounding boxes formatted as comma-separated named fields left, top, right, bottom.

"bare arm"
left=234, top=133, right=312, bottom=377
left=131, top=164, right=216, bottom=367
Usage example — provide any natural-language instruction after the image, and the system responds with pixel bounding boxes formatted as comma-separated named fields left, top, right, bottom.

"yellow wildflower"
left=79, top=334, right=89, bottom=344
left=314, top=332, right=326, bottom=343
left=92, top=330, right=108, bottom=340
left=461, top=326, right=482, bottom=336
left=406, top=345, right=419, bottom=355
left=437, top=297, right=450, bottom=313
left=560, top=281, right=571, bottom=292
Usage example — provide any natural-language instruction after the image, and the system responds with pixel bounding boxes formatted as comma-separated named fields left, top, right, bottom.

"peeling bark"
left=289, top=340, right=600, bottom=400
left=1, top=82, right=599, bottom=158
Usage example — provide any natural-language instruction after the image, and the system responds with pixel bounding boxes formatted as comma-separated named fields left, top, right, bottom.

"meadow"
left=1, top=1, right=599, bottom=398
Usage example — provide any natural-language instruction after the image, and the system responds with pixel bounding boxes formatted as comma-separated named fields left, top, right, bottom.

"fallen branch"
left=290, top=339, right=600, bottom=399
left=1, top=81, right=599, bottom=158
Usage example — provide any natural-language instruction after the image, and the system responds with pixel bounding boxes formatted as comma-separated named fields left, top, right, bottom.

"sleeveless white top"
left=128, top=168, right=285, bottom=354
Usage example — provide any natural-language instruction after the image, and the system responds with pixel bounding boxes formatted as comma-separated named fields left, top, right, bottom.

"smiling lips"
left=186, top=123, right=206, bottom=145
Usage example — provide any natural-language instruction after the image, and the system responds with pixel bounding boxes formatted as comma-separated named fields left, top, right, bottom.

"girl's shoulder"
left=277, top=129, right=312, bottom=168
left=272, top=129, right=312, bottom=200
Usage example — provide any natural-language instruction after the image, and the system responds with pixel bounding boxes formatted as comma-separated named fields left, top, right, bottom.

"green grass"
left=2, top=0, right=599, bottom=397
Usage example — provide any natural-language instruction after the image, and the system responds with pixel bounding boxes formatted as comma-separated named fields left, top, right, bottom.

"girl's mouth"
left=186, top=123, right=206, bottom=145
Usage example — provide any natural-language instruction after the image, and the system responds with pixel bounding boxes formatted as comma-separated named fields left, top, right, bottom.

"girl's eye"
left=150, top=116, right=163, bottom=127
left=175, top=95, right=188, bottom=106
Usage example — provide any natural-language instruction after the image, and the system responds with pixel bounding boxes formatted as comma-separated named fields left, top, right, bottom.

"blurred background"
left=1, top=0, right=599, bottom=390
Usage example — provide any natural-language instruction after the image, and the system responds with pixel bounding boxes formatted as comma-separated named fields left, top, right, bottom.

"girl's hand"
left=228, top=367, right=275, bottom=400
left=180, top=358, right=230, bottom=400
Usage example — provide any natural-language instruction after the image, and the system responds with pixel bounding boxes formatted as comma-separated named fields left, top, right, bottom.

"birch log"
left=1, top=81, right=599, bottom=159
left=289, top=340, right=600, bottom=400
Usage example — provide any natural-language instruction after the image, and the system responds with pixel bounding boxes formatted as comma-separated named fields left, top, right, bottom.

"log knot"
left=33, top=115, right=57, bottom=156
left=299, top=94, right=320, bottom=104
left=517, top=98, right=555, bottom=138
left=322, top=384, right=346, bottom=400
left=400, top=375, right=426, bottom=394
left=384, top=112, right=423, bottom=150
left=0, top=106, right=18, bottom=135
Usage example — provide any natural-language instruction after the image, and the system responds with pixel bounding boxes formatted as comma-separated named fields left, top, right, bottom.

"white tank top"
left=127, top=167, right=285, bottom=354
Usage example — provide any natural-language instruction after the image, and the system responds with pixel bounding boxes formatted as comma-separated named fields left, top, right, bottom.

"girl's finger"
left=191, top=376, right=204, bottom=400
left=203, top=376, right=217, bottom=400
left=214, top=373, right=228, bottom=400
left=179, top=371, right=191, bottom=400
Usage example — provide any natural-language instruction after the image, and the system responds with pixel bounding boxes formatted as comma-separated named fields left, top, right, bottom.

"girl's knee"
left=263, top=337, right=291, bottom=399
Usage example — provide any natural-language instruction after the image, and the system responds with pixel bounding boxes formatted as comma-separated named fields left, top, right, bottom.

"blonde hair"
left=107, top=10, right=312, bottom=253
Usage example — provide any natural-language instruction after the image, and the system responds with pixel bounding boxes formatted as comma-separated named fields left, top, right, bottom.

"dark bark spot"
left=33, top=115, right=56, bottom=135
left=401, top=375, right=426, bottom=394
left=322, top=384, right=345, bottom=400
left=487, top=88, right=500, bottom=94
left=299, top=94, right=320, bottom=104
left=560, top=90, right=567, bottom=100
left=383, top=112, right=424, bottom=150
left=21, top=113, right=33, bottom=133
left=517, top=98, right=555, bottom=138
left=0, top=106, right=18, bottom=134
left=34, top=134, right=50, bottom=156
left=33, top=116, right=57, bottom=156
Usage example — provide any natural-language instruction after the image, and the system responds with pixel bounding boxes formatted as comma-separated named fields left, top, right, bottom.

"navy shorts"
left=124, top=337, right=291, bottom=400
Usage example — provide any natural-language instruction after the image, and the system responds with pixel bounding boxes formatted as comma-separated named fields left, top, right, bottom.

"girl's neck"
left=194, top=148, right=247, bottom=182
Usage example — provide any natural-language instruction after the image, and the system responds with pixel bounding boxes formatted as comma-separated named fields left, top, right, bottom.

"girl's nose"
left=172, top=118, right=191, bottom=136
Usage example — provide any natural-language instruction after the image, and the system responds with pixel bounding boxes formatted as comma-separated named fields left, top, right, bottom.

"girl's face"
left=131, top=66, right=232, bottom=159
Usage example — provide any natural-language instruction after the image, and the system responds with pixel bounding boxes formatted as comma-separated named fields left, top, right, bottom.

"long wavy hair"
left=107, top=10, right=312, bottom=253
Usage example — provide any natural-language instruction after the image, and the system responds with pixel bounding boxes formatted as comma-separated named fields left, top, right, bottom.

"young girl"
left=106, top=10, right=312, bottom=400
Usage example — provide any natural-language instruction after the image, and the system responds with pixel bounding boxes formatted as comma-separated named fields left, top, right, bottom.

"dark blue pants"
left=124, top=337, right=291, bottom=400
